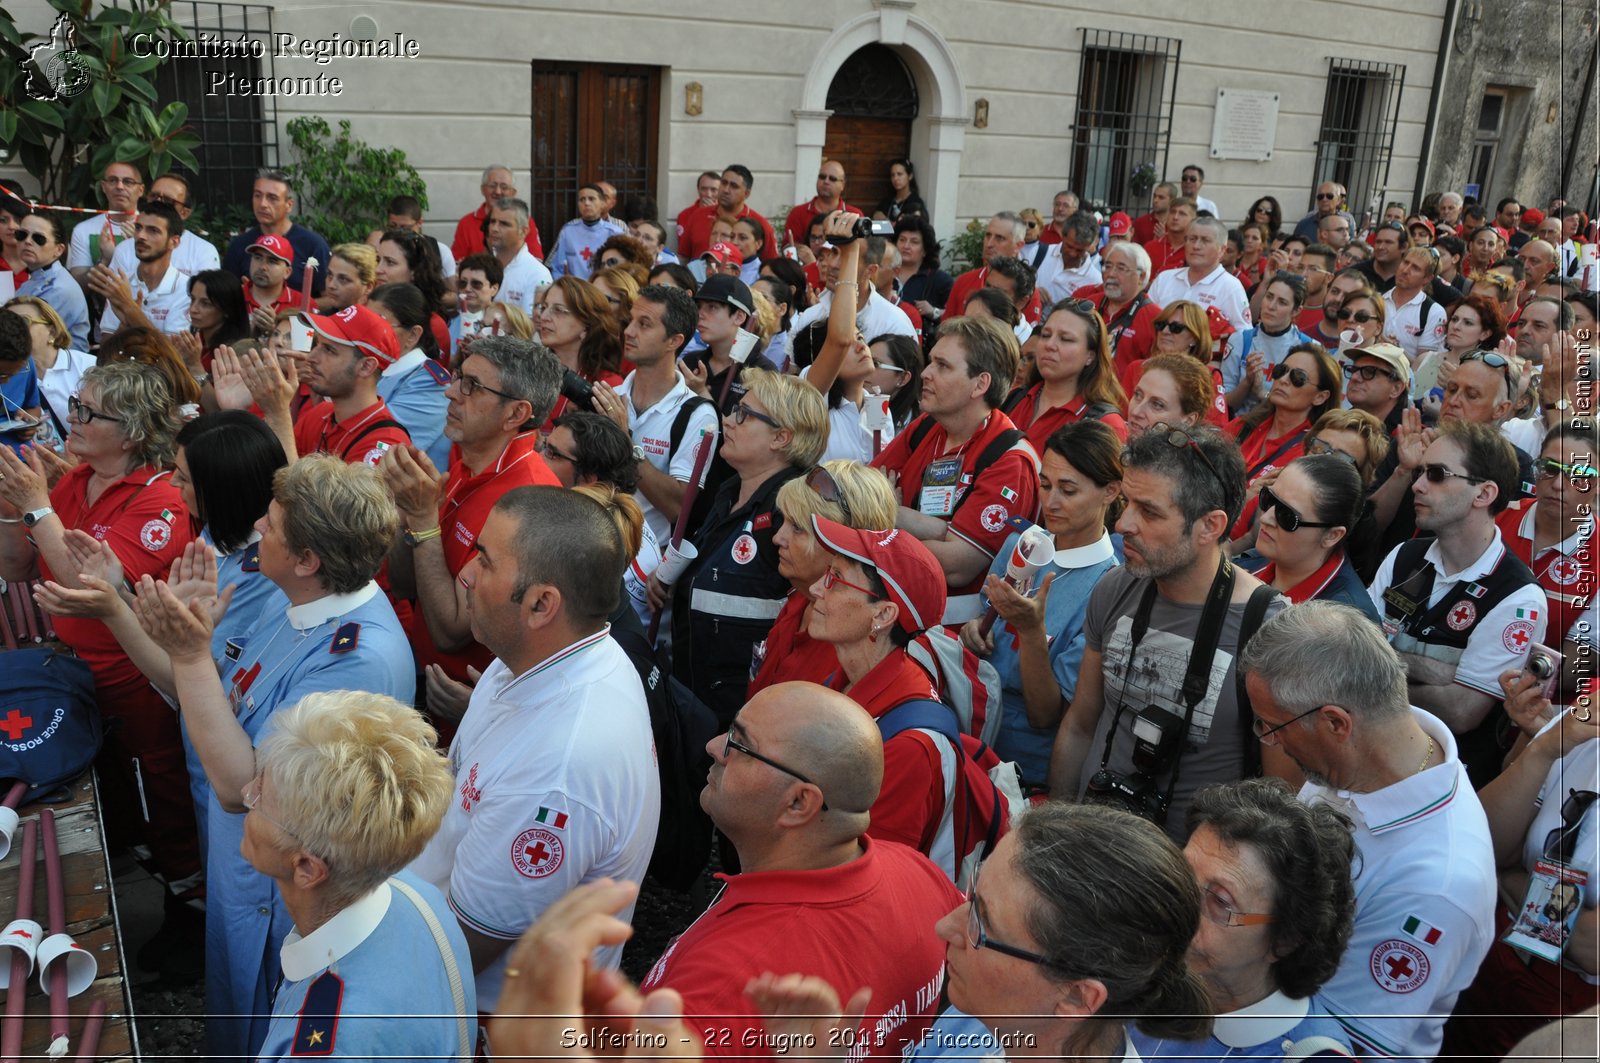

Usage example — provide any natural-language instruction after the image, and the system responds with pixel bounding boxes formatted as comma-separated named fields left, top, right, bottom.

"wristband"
left=403, top=526, right=442, bottom=547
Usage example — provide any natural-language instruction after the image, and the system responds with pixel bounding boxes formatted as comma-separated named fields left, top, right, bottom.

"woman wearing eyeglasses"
left=1412, top=293, right=1507, bottom=417
left=869, top=333, right=923, bottom=432
left=1003, top=302, right=1128, bottom=452
left=1148, top=300, right=1229, bottom=425
left=14, top=212, right=89, bottom=350
left=1243, top=196, right=1283, bottom=240
left=1237, top=454, right=1378, bottom=620
left=1132, top=778, right=1357, bottom=1061
left=1221, top=272, right=1314, bottom=416
left=536, top=276, right=626, bottom=429
left=1441, top=683, right=1600, bottom=1060
left=658, top=369, right=828, bottom=724
left=748, top=460, right=897, bottom=697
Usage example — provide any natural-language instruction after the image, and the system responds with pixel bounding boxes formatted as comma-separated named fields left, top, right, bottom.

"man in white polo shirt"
left=107, top=173, right=220, bottom=278
left=1148, top=216, right=1252, bottom=334
left=1240, top=601, right=1495, bottom=1063
left=66, top=161, right=144, bottom=279
left=487, top=197, right=551, bottom=315
left=408, top=485, right=657, bottom=1014
left=1034, top=211, right=1102, bottom=306
left=1382, top=247, right=1448, bottom=363
left=86, top=199, right=191, bottom=336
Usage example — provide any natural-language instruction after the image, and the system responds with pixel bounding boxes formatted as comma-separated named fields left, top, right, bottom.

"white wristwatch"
left=22, top=506, right=54, bottom=528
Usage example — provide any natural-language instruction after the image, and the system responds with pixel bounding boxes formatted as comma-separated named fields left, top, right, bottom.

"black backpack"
left=611, top=627, right=719, bottom=891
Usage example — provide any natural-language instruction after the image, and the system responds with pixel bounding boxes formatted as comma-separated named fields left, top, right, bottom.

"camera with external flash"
left=828, top=217, right=896, bottom=245
left=1085, top=768, right=1169, bottom=824
left=559, top=367, right=596, bottom=410
left=1084, top=703, right=1188, bottom=824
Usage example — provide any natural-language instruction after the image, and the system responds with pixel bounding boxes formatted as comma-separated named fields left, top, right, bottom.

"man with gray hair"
left=1436, top=191, right=1464, bottom=230
left=486, top=197, right=552, bottom=314
left=1241, top=599, right=1495, bottom=1062
left=1294, top=181, right=1356, bottom=242
left=222, top=168, right=331, bottom=300
left=1148, top=214, right=1253, bottom=334
left=452, top=163, right=544, bottom=261
left=1081, top=240, right=1160, bottom=372
left=379, top=335, right=564, bottom=695
left=943, top=211, right=1042, bottom=327
left=1034, top=210, right=1103, bottom=305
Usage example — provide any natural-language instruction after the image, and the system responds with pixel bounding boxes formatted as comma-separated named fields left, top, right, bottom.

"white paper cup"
left=0, top=806, right=17, bottom=862
left=0, top=919, right=42, bottom=986
left=729, top=329, right=759, bottom=364
left=1337, top=329, right=1365, bottom=354
left=36, top=933, right=97, bottom=997
left=653, top=541, right=699, bottom=586
left=859, top=394, right=891, bottom=432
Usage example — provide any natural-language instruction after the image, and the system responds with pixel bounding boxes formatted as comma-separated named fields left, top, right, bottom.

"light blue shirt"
left=548, top=217, right=625, bottom=280
left=1131, top=991, right=1352, bottom=1061
left=376, top=351, right=452, bottom=470
left=17, top=261, right=89, bottom=349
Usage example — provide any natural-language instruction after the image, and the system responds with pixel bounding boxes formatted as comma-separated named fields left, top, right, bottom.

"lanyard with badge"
left=919, top=433, right=977, bottom=518
left=1503, top=786, right=1595, bottom=964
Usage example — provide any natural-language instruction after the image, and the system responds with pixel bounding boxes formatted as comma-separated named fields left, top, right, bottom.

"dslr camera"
left=559, top=367, right=596, bottom=410
left=1084, top=703, right=1190, bottom=825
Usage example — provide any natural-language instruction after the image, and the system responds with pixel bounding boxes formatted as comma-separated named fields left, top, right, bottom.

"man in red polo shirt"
left=287, top=305, right=413, bottom=466
left=942, top=213, right=1043, bottom=327
left=872, top=316, right=1040, bottom=625
left=1037, top=190, right=1080, bottom=246
left=1069, top=241, right=1161, bottom=385
left=677, top=165, right=778, bottom=263
left=1142, top=196, right=1195, bottom=276
left=451, top=164, right=543, bottom=261
left=381, top=335, right=563, bottom=699
left=781, top=158, right=860, bottom=249
left=242, top=234, right=304, bottom=334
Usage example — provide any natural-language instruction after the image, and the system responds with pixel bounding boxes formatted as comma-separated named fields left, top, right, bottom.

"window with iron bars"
left=149, top=2, right=278, bottom=219
left=1312, top=60, right=1406, bottom=223
left=1069, top=29, right=1182, bottom=216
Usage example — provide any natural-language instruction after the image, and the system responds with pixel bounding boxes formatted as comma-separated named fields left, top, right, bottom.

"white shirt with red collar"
left=1147, top=263, right=1253, bottom=335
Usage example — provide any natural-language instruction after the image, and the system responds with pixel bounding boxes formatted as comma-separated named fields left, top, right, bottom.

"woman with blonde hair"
left=591, top=263, right=643, bottom=331
left=324, top=242, right=379, bottom=312
left=5, top=295, right=93, bottom=450
left=479, top=301, right=534, bottom=342
left=1149, top=299, right=1226, bottom=424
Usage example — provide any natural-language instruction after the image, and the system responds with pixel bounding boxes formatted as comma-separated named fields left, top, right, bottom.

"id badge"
left=1503, top=859, right=1588, bottom=963
left=920, top=457, right=961, bottom=518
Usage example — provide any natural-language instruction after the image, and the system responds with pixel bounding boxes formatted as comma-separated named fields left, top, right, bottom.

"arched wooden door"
left=823, top=45, right=917, bottom=215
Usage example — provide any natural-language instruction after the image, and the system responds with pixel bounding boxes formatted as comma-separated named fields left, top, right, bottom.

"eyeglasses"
left=730, top=401, right=781, bottom=429
left=533, top=301, right=572, bottom=318
left=1252, top=703, right=1324, bottom=740
left=102, top=176, right=144, bottom=188
left=1542, top=789, right=1598, bottom=863
left=143, top=193, right=182, bottom=207
left=450, top=368, right=517, bottom=401
left=1417, top=464, right=1488, bottom=485
left=1344, top=363, right=1398, bottom=382
left=817, top=173, right=843, bottom=183
left=1460, top=350, right=1514, bottom=390
left=1154, top=320, right=1191, bottom=334
left=1200, top=886, right=1275, bottom=928
left=241, top=773, right=305, bottom=846
left=819, top=566, right=881, bottom=599
left=1258, top=484, right=1337, bottom=533
left=722, top=726, right=829, bottom=811
left=874, top=361, right=912, bottom=378
left=1156, top=428, right=1231, bottom=510
left=1536, top=457, right=1597, bottom=484
left=1305, top=438, right=1359, bottom=466
left=538, top=439, right=578, bottom=464
left=20, top=230, right=51, bottom=247
left=1334, top=309, right=1377, bottom=324
left=965, top=889, right=1052, bottom=965
left=1271, top=363, right=1310, bottom=388
left=67, top=396, right=123, bottom=425
left=1315, top=193, right=1339, bottom=201
left=805, top=466, right=853, bottom=524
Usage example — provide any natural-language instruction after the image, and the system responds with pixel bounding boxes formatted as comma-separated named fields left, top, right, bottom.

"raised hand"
left=0, top=444, right=50, bottom=513
left=173, top=330, right=208, bottom=377
left=1395, top=406, right=1430, bottom=475
left=591, top=380, right=631, bottom=433
left=210, top=347, right=254, bottom=411
left=987, top=570, right=1055, bottom=635
left=61, top=527, right=123, bottom=588
left=130, top=575, right=214, bottom=664
left=33, top=576, right=120, bottom=620
left=24, top=443, right=76, bottom=489
left=378, top=445, right=445, bottom=525
left=682, top=358, right=710, bottom=399
left=239, top=348, right=296, bottom=416
left=745, top=971, right=870, bottom=1063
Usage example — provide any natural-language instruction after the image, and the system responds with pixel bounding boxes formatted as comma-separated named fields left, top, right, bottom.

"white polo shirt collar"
left=1306, top=708, right=1462, bottom=836
left=279, top=880, right=393, bottom=980
left=383, top=349, right=428, bottom=378
left=1052, top=531, right=1116, bottom=570
left=285, top=580, right=381, bottom=631
left=1420, top=528, right=1506, bottom=588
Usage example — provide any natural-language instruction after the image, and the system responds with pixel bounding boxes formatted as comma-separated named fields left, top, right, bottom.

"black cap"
left=695, top=273, right=753, bottom=317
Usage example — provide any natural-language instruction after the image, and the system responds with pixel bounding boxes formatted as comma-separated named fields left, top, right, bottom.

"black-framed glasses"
left=730, top=401, right=781, bottom=429
left=1271, top=363, right=1310, bottom=388
left=965, top=888, right=1052, bottom=966
left=1335, top=309, right=1377, bottom=323
left=1200, top=885, right=1275, bottom=928
left=67, top=396, right=122, bottom=425
left=1315, top=192, right=1339, bottom=201
left=820, top=566, right=881, bottom=599
left=1537, top=457, right=1597, bottom=484
left=1253, top=704, right=1324, bottom=740
left=722, top=726, right=829, bottom=811
left=1344, top=363, right=1398, bottom=382
left=1418, top=464, right=1488, bottom=485
left=1460, top=349, right=1514, bottom=390
left=1542, top=789, right=1598, bottom=863
left=1156, top=427, right=1231, bottom=510
left=816, top=173, right=843, bottom=183
left=1155, top=320, right=1191, bottom=334
left=805, top=466, right=852, bottom=524
left=1305, top=438, right=1358, bottom=466
left=450, top=368, right=516, bottom=401
left=1259, top=484, right=1337, bottom=533
left=538, top=439, right=578, bottom=465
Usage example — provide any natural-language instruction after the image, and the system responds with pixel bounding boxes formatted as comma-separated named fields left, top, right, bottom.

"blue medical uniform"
left=376, top=354, right=452, bottom=471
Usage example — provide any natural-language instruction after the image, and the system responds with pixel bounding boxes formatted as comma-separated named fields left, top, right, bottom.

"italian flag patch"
left=159, top=508, right=174, bottom=523
left=1402, top=914, right=1442, bottom=945
left=534, top=806, right=568, bottom=829
left=1515, top=608, right=1539, bottom=621
left=999, top=486, right=1017, bottom=502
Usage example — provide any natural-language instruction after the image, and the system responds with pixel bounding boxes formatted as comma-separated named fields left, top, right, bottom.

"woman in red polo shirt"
left=748, top=460, right=898, bottom=697
left=1229, top=343, right=1341, bottom=482
left=0, top=361, right=198, bottom=929
left=1004, top=301, right=1128, bottom=450
left=1245, top=454, right=1378, bottom=618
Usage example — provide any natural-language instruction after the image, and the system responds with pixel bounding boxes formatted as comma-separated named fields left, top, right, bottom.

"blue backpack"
left=0, top=649, right=103, bottom=799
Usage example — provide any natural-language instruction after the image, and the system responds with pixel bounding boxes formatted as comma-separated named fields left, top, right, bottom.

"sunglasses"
left=1542, top=789, right=1598, bottom=863
left=1536, top=457, right=1597, bottom=482
left=1305, top=437, right=1358, bottom=465
left=1156, top=427, right=1231, bottom=509
left=1155, top=320, right=1191, bottom=334
left=1259, top=484, right=1337, bottom=533
left=1417, top=464, right=1488, bottom=485
left=1460, top=349, right=1514, bottom=389
left=20, top=230, right=52, bottom=247
left=1271, top=363, right=1309, bottom=387
left=1335, top=309, right=1376, bottom=323
left=1316, top=193, right=1339, bottom=201
left=1343, top=363, right=1397, bottom=382
left=730, top=401, right=781, bottom=429
left=805, top=465, right=853, bottom=524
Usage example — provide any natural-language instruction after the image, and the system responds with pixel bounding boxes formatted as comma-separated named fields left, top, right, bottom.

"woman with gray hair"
left=0, top=360, right=203, bottom=968
left=248, top=690, right=475, bottom=1061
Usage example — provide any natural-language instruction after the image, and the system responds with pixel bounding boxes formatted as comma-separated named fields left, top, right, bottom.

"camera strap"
left=1095, top=554, right=1236, bottom=790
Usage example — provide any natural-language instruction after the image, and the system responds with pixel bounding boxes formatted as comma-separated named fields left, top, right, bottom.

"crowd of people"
left=0, top=154, right=1594, bottom=1062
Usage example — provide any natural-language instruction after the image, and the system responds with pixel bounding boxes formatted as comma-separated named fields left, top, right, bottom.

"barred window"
left=1312, top=60, right=1406, bottom=221
left=1069, top=29, right=1182, bottom=215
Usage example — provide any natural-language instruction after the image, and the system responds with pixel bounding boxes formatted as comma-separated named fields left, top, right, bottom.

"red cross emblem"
left=510, top=827, right=563, bottom=879
left=1549, top=557, right=1580, bottom=585
left=140, top=518, right=171, bottom=551
left=579, top=245, right=594, bottom=262
left=1446, top=601, right=1476, bottom=631
left=1370, top=940, right=1430, bottom=993
left=0, top=710, right=33, bottom=742
left=1385, top=954, right=1414, bottom=980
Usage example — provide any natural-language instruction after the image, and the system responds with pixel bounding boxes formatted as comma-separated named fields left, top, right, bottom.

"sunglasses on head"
left=1460, top=349, right=1514, bottom=388
left=1335, top=308, right=1376, bottom=323
left=1271, top=362, right=1309, bottom=387
left=1305, top=437, right=1358, bottom=465
left=804, top=465, right=853, bottom=524
left=1259, top=484, right=1337, bottom=533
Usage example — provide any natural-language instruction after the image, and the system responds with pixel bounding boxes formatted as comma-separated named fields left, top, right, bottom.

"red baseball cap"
left=1107, top=212, right=1133, bottom=236
left=1521, top=207, right=1546, bottom=227
left=701, top=241, right=741, bottom=268
left=811, top=515, right=946, bottom=635
left=248, top=234, right=293, bottom=265
left=1204, top=304, right=1236, bottom=342
left=299, top=304, right=401, bottom=366
left=1406, top=216, right=1435, bottom=238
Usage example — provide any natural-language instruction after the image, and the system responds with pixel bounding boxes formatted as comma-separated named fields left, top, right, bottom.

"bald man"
left=640, top=682, right=961, bottom=1059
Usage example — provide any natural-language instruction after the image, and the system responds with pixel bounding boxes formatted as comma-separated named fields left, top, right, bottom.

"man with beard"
left=1069, top=241, right=1159, bottom=378
left=281, top=305, right=413, bottom=466
left=87, top=199, right=191, bottom=336
left=1305, top=268, right=1372, bottom=350
left=1048, top=424, right=1284, bottom=837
